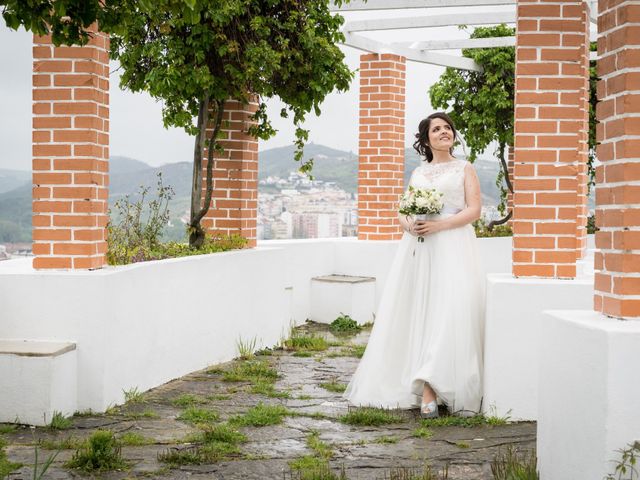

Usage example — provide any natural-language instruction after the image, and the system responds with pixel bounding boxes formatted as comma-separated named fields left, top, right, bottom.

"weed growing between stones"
left=38, top=436, right=84, bottom=450
left=287, top=458, right=347, bottom=480
left=118, top=432, right=154, bottom=446
left=327, top=344, right=366, bottom=359
left=306, top=431, right=333, bottom=460
left=123, top=387, right=146, bottom=405
left=490, top=445, right=538, bottom=480
left=412, top=426, right=433, bottom=439
left=381, top=465, right=449, bottom=480
left=65, top=430, right=129, bottom=472
left=420, top=413, right=506, bottom=428
left=285, top=334, right=329, bottom=352
left=121, top=409, right=160, bottom=420
left=157, top=446, right=201, bottom=466
left=158, top=423, right=247, bottom=466
left=48, top=411, right=72, bottom=430
left=171, top=393, right=209, bottom=407
left=229, top=403, right=290, bottom=427
left=339, top=407, right=404, bottom=426
left=176, top=407, right=219, bottom=425
left=0, top=437, right=22, bottom=477
left=374, top=436, right=399, bottom=444
left=221, top=359, right=279, bottom=383
left=0, top=425, right=17, bottom=435
left=236, top=336, right=258, bottom=360
left=329, top=314, right=361, bottom=335
left=251, top=380, right=291, bottom=398
left=319, top=381, right=347, bottom=394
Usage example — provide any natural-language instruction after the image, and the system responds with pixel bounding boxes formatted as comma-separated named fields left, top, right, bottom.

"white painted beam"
left=331, top=0, right=515, bottom=11
left=342, top=32, right=483, bottom=72
left=344, top=11, right=516, bottom=32
left=394, top=37, right=516, bottom=50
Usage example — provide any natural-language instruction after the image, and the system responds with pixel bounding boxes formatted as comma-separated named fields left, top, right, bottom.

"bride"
left=343, top=112, right=485, bottom=418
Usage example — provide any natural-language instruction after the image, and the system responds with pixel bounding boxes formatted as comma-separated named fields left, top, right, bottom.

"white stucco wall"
left=0, top=235, right=587, bottom=422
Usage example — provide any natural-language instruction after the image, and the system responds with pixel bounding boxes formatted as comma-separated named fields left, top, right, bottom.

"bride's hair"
left=413, top=112, right=457, bottom=162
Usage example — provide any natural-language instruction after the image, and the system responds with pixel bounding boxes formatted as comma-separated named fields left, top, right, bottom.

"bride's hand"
left=414, top=220, right=444, bottom=236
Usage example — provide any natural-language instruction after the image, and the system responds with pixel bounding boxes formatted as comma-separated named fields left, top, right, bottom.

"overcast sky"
left=0, top=6, right=515, bottom=172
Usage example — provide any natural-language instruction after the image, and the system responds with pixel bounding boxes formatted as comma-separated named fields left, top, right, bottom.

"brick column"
left=507, top=145, right=515, bottom=227
left=32, top=32, right=109, bottom=270
left=357, top=53, right=406, bottom=241
left=201, top=99, right=259, bottom=247
left=512, top=1, right=590, bottom=278
left=594, top=1, right=640, bottom=318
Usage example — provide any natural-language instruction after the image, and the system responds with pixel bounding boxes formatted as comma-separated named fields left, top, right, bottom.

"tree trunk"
left=189, top=97, right=225, bottom=248
left=488, top=142, right=514, bottom=230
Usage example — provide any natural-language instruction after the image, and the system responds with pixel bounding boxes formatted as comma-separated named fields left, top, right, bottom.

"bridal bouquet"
left=398, top=186, right=444, bottom=242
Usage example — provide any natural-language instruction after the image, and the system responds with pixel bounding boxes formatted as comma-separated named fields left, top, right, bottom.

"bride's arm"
left=439, top=163, right=482, bottom=230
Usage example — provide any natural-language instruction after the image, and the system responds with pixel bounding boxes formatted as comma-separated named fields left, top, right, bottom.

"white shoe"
left=420, top=400, right=439, bottom=419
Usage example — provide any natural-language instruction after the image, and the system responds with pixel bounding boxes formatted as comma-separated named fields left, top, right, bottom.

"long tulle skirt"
left=343, top=219, right=485, bottom=413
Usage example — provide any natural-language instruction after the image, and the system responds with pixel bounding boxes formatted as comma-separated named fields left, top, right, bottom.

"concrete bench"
left=310, top=274, right=376, bottom=325
left=0, top=340, right=77, bottom=426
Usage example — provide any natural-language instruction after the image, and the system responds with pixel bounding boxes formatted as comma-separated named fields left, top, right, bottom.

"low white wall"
left=0, top=235, right=518, bottom=417
left=0, top=248, right=290, bottom=411
left=538, top=311, right=640, bottom=480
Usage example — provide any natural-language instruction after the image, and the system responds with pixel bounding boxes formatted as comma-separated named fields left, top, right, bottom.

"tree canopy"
left=2, top=0, right=354, bottom=246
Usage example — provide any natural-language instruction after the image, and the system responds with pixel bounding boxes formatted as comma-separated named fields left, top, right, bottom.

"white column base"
left=483, top=274, right=593, bottom=420
left=310, top=274, right=376, bottom=325
left=0, top=340, right=77, bottom=426
left=538, top=311, right=640, bottom=480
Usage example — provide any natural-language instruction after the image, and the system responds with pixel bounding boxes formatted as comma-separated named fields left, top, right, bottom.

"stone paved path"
left=1, top=323, right=536, bottom=480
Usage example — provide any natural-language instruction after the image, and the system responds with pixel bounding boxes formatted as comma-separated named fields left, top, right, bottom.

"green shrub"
left=65, top=430, right=128, bottom=472
left=329, top=314, right=361, bottom=335
left=107, top=173, right=247, bottom=265
left=473, top=217, right=513, bottom=238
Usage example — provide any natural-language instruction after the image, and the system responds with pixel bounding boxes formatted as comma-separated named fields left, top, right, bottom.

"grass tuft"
left=221, top=359, right=279, bottom=383
left=176, top=407, right=219, bottom=425
left=412, top=426, right=433, bottom=439
left=288, top=457, right=347, bottom=480
left=491, top=446, right=538, bottom=480
left=250, top=381, right=291, bottom=398
left=284, top=334, right=328, bottom=352
left=171, top=394, right=208, bottom=408
left=48, top=411, right=72, bottom=430
left=0, top=425, right=17, bottom=435
left=236, top=336, right=257, bottom=360
left=118, top=432, right=154, bottom=446
left=38, top=436, right=84, bottom=450
left=374, top=436, right=399, bottom=444
left=123, top=387, right=146, bottom=405
left=380, top=465, right=449, bottom=479
left=157, top=447, right=201, bottom=466
left=229, top=403, right=289, bottom=427
left=0, top=438, right=22, bottom=478
left=420, top=413, right=506, bottom=428
left=339, top=407, right=404, bottom=426
left=319, top=381, right=347, bottom=394
left=65, top=430, right=128, bottom=472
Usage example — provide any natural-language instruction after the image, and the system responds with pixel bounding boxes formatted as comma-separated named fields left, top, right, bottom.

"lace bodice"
left=409, top=159, right=468, bottom=211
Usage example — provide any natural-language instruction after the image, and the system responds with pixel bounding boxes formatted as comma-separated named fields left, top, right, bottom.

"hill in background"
left=0, top=144, right=503, bottom=243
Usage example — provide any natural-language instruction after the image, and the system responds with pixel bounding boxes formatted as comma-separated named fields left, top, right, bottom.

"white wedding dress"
left=343, top=159, right=485, bottom=413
